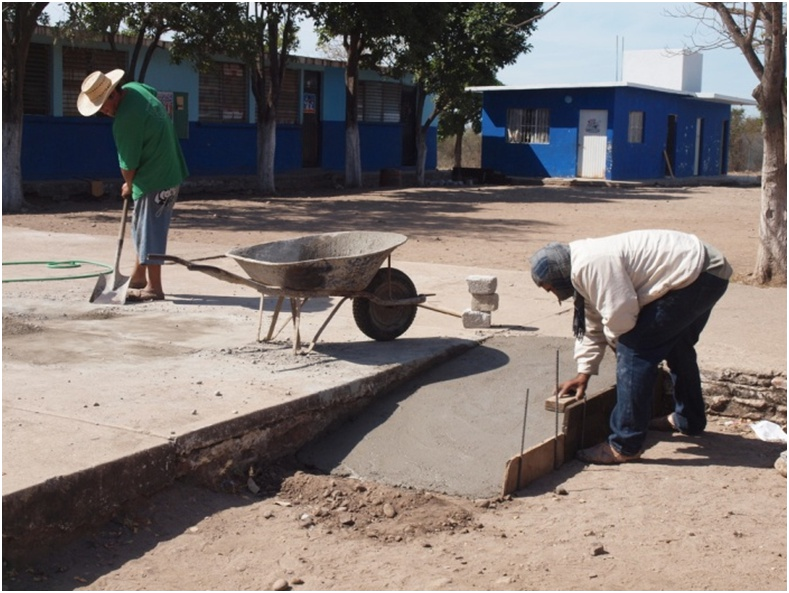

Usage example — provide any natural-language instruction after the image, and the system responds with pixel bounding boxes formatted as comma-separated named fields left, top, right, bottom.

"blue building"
left=21, top=26, right=437, bottom=182
left=469, top=51, right=755, bottom=181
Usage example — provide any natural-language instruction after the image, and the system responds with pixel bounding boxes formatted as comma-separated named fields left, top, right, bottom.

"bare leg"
left=145, top=264, right=164, bottom=296
left=130, top=255, right=147, bottom=288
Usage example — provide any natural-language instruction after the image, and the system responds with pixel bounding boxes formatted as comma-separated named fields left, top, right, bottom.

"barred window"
left=507, top=108, right=550, bottom=144
left=628, top=111, right=645, bottom=143
left=274, top=68, right=300, bottom=125
left=24, top=42, right=51, bottom=115
left=199, top=61, right=247, bottom=123
left=357, top=81, right=401, bottom=123
left=62, top=46, right=126, bottom=117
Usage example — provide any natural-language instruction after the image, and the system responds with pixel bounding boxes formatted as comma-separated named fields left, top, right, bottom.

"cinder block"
left=462, top=309, right=491, bottom=328
left=466, top=275, right=497, bottom=295
left=471, top=293, right=499, bottom=312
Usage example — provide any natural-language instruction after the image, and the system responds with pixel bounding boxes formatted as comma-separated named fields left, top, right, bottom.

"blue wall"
left=22, top=116, right=437, bottom=180
left=22, top=32, right=437, bottom=182
left=480, top=85, right=731, bottom=181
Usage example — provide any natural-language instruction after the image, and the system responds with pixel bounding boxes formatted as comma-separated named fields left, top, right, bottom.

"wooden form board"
left=503, top=369, right=675, bottom=496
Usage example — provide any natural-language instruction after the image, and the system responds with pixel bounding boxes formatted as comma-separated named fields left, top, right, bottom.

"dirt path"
left=3, top=181, right=786, bottom=591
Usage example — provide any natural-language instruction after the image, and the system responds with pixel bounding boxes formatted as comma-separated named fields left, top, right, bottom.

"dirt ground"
left=3, top=180, right=787, bottom=591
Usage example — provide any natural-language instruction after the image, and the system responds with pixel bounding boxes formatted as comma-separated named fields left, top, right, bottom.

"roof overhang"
left=466, top=81, right=757, bottom=106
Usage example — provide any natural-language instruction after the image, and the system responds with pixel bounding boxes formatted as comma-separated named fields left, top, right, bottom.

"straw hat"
left=77, top=69, right=125, bottom=116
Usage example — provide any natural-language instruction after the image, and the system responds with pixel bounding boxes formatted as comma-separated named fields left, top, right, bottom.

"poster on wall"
left=157, top=91, right=174, bottom=120
left=303, top=92, right=316, bottom=114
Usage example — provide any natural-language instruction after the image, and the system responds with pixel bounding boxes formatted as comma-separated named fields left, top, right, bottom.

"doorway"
left=576, top=109, right=608, bottom=179
left=302, top=71, right=321, bottom=168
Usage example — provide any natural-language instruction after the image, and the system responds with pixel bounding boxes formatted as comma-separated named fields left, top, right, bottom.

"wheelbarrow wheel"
left=353, top=267, right=417, bottom=341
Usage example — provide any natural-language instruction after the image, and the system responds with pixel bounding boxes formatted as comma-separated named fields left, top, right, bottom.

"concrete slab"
left=2, top=224, right=786, bottom=557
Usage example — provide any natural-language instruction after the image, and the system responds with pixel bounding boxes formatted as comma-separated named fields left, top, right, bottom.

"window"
left=357, top=81, right=401, bottom=123
left=199, top=61, right=247, bottom=123
left=507, top=108, right=550, bottom=144
left=62, top=47, right=126, bottom=116
left=273, top=68, right=300, bottom=125
left=24, top=43, right=51, bottom=115
left=628, top=111, right=645, bottom=143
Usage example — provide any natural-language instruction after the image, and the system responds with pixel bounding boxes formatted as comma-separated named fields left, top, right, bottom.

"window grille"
left=357, top=81, right=401, bottom=123
left=628, top=111, right=645, bottom=143
left=24, top=43, right=51, bottom=115
left=199, top=61, right=248, bottom=123
left=62, top=46, right=126, bottom=117
left=506, top=108, right=550, bottom=144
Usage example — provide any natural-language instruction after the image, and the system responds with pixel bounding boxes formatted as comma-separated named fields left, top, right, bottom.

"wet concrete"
left=298, top=334, right=616, bottom=498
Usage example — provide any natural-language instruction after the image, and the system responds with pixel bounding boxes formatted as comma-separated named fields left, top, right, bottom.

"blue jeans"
left=610, top=273, right=729, bottom=456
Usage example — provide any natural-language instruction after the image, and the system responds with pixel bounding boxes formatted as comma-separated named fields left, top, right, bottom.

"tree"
left=437, top=78, right=495, bottom=170
left=2, top=2, right=48, bottom=214
left=313, top=4, right=422, bottom=188
left=59, top=2, right=182, bottom=82
left=682, top=3, right=786, bottom=284
left=171, top=3, right=311, bottom=194
left=729, top=107, right=763, bottom=171
left=398, top=3, right=543, bottom=185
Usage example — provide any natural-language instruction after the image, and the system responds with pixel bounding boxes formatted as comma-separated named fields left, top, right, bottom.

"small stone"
left=775, top=451, right=787, bottom=477
left=554, top=486, right=568, bottom=496
left=291, top=577, right=304, bottom=585
left=272, top=578, right=289, bottom=591
left=591, top=543, right=607, bottom=556
left=383, top=503, right=397, bottom=518
left=214, top=390, right=222, bottom=397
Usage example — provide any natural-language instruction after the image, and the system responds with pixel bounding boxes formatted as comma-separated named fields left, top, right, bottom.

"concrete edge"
left=1, top=338, right=479, bottom=563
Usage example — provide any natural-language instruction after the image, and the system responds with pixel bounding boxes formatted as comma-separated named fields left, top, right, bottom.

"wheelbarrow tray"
left=226, top=231, right=407, bottom=292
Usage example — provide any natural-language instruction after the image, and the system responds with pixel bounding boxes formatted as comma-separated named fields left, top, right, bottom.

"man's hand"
left=556, top=372, right=591, bottom=400
left=121, top=182, right=132, bottom=199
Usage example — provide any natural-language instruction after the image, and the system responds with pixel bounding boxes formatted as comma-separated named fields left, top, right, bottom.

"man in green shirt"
left=78, top=69, right=189, bottom=302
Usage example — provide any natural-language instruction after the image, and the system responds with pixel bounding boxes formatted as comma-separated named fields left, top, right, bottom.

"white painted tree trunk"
left=258, top=116, right=277, bottom=195
left=345, top=123, right=362, bottom=188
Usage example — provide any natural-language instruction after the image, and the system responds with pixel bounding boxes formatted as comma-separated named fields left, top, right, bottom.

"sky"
left=45, top=2, right=760, bottom=115
left=294, top=2, right=760, bottom=116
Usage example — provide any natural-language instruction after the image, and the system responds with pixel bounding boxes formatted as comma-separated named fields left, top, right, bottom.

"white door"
left=577, top=110, right=608, bottom=179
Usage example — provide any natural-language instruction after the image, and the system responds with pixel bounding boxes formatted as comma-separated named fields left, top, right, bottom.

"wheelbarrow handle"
left=150, top=253, right=266, bottom=291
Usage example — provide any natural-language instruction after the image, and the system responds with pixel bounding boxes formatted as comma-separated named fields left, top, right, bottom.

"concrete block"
left=90, top=180, right=105, bottom=198
left=466, top=275, right=497, bottom=295
left=471, top=293, right=499, bottom=312
left=462, top=309, right=491, bottom=328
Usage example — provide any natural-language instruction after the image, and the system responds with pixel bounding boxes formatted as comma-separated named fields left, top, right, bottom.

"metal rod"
left=516, top=388, right=530, bottom=492
left=554, top=349, right=560, bottom=470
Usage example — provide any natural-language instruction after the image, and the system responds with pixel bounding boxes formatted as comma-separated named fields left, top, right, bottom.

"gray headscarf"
left=529, top=242, right=586, bottom=339
left=529, top=243, right=574, bottom=301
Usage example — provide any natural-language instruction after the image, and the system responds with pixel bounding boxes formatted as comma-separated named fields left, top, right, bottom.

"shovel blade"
left=90, top=272, right=131, bottom=305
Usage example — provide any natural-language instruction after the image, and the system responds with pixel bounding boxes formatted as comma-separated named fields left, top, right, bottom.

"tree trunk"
left=453, top=132, right=463, bottom=168
left=259, top=113, right=277, bottom=195
left=344, top=33, right=363, bottom=188
left=2, top=119, right=26, bottom=213
left=415, top=125, right=427, bottom=186
left=345, top=122, right=362, bottom=188
left=752, top=3, right=787, bottom=284
left=2, top=3, right=47, bottom=214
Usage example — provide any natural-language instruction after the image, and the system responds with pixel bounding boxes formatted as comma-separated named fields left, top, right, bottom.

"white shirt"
left=570, top=229, right=707, bottom=375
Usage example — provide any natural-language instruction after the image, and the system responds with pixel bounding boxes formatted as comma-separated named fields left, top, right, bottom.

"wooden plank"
left=544, top=393, right=578, bottom=412
left=502, top=434, right=565, bottom=497
left=502, top=370, right=674, bottom=496
left=562, top=385, right=618, bottom=459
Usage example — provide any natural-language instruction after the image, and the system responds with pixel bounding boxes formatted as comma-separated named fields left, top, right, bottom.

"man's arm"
left=121, top=168, right=136, bottom=198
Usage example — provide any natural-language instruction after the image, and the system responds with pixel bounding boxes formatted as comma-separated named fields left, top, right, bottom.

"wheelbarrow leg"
left=306, top=296, right=349, bottom=353
left=290, top=297, right=302, bottom=354
left=259, top=296, right=285, bottom=342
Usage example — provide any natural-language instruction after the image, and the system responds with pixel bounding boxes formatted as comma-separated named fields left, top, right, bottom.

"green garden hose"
left=2, top=260, right=112, bottom=283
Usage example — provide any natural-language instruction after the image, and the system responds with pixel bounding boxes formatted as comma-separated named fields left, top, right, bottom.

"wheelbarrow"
left=152, top=231, right=451, bottom=353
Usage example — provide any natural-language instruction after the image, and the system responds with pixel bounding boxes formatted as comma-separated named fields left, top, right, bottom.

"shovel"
left=90, top=195, right=131, bottom=304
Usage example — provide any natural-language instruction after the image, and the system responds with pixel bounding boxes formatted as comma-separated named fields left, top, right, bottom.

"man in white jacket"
left=529, top=230, right=731, bottom=464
